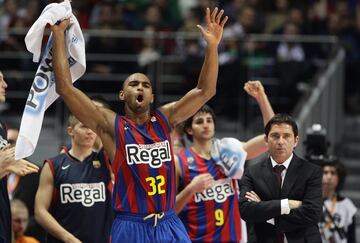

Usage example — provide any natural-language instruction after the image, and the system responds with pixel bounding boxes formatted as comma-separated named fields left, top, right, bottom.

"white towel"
left=15, top=0, right=85, bottom=160
left=211, top=137, right=247, bottom=179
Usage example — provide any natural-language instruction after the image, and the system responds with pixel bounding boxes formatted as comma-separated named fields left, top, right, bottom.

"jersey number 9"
left=215, top=209, right=224, bottom=226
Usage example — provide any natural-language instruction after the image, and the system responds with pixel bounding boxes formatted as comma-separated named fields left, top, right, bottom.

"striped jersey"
left=112, top=109, right=176, bottom=214
left=46, top=150, right=113, bottom=243
left=177, top=148, right=242, bottom=243
left=0, top=120, right=11, bottom=243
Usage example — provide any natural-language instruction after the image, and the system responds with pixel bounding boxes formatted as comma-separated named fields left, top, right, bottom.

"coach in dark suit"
left=239, top=114, right=322, bottom=243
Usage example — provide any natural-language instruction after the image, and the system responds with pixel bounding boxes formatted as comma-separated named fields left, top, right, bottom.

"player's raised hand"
left=50, top=18, right=71, bottom=33
left=197, top=7, right=228, bottom=46
left=244, top=80, right=265, bottom=100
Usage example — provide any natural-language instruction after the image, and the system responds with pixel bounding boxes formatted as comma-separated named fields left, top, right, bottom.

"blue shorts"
left=111, top=210, right=190, bottom=243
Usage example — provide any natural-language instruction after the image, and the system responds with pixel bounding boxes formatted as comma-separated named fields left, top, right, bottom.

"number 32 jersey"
left=112, top=110, right=176, bottom=214
left=177, top=148, right=242, bottom=243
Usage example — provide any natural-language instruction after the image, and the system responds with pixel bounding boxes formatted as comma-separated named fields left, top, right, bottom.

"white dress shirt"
left=267, top=153, right=294, bottom=243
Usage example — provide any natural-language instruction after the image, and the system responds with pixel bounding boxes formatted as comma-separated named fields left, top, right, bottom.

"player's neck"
left=68, top=145, right=93, bottom=162
left=125, top=111, right=150, bottom=125
left=192, top=139, right=212, bottom=159
left=323, top=189, right=336, bottom=200
left=125, top=108, right=150, bottom=125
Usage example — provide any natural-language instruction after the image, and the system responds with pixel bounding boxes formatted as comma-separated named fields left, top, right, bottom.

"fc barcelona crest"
left=92, top=160, right=101, bottom=169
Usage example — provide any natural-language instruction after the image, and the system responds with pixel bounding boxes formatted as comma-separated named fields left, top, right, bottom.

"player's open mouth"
left=136, top=95, right=144, bottom=103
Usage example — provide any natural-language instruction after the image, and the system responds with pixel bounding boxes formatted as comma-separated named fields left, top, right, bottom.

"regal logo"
left=125, top=140, right=172, bottom=168
left=60, top=182, right=106, bottom=207
left=194, top=179, right=235, bottom=203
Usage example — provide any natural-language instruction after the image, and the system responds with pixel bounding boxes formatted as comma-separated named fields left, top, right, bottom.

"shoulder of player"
left=176, top=148, right=193, bottom=162
left=46, top=152, right=72, bottom=167
left=157, top=102, right=177, bottom=127
left=98, top=107, right=116, bottom=129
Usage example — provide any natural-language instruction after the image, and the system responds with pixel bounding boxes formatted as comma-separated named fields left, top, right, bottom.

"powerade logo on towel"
left=194, top=178, right=235, bottom=203
left=25, top=37, right=76, bottom=115
left=25, top=37, right=54, bottom=115
left=60, top=182, right=106, bottom=207
left=125, top=141, right=172, bottom=168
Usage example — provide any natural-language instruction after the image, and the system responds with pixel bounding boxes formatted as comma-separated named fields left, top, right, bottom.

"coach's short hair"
left=265, top=113, right=298, bottom=137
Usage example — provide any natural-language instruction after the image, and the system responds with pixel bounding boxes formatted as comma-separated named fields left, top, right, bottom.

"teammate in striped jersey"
left=50, top=7, right=228, bottom=243
left=174, top=81, right=274, bottom=242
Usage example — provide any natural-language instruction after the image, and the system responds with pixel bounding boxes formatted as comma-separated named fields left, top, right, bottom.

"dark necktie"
left=274, top=165, right=286, bottom=189
left=273, top=164, right=286, bottom=243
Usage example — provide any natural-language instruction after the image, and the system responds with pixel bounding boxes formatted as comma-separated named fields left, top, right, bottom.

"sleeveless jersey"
left=0, top=121, right=11, bottom=243
left=177, top=148, right=242, bottom=243
left=46, top=150, right=113, bottom=243
left=112, top=109, right=176, bottom=214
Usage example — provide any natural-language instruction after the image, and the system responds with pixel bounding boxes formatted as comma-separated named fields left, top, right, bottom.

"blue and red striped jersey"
left=177, top=148, right=242, bottom=243
left=112, top=109, right=176, bottom=214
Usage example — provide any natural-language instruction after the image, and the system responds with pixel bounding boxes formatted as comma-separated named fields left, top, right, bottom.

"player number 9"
left=215, top=209, right=224, bottom=226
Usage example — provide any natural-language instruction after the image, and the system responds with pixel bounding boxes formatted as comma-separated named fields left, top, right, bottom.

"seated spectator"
left=319, top=158, right=357, bottom=243
left=265, top=0, right=289, bottom=34
left=11, top=199, right=39, bottom=243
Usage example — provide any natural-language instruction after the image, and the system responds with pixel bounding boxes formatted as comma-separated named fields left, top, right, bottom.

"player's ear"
left=67, top=126, right=73, bottom=137
left=293, top=135, right=299, bottom=148
left=185, top=127, right=193, bottom=136
left=119, top=90, right=124, bottom=101
left=150, top=94, right=154, bottom=104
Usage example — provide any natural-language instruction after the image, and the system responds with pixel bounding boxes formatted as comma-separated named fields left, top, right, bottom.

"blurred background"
left=0, top=0, right=359, bottom=239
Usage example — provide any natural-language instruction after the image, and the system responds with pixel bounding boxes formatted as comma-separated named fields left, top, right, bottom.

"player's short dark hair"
left=265, top=113, right=298, bottom=137
left=184, top=105, right=216, bottom=142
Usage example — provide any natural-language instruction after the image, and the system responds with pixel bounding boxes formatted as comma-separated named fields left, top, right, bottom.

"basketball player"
left=34, top=115, right=113, bottom=243
left=175, top=81, right=274, bottom=242
left=50, top=6, right=227, bottom=243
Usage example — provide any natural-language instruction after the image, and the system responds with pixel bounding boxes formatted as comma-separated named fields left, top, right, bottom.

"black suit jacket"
left=239, top=154, right=323, bottom=243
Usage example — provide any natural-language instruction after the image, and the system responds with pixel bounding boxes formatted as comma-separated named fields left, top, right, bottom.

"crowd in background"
left=0, top=1, right=359, bottom=242
left=1, top=0, right=360, bottom=114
